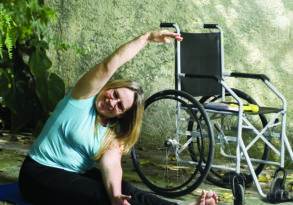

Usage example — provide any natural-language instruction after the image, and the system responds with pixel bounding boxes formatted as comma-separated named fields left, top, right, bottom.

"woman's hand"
left=112, top=194, right=132, bottom=205
left=148, top=30, right=183, bottom=43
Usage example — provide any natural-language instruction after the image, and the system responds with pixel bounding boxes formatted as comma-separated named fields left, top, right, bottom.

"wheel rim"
left=131, top=90, right=214, bottom=196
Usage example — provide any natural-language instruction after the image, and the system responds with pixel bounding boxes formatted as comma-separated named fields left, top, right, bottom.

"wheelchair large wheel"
left=200, top=88, right=269, bottom=188
left=131, top=89, right=214, bottom=197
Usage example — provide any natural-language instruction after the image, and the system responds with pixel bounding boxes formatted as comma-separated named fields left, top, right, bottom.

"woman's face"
left=95, top=87, right=135, bottom=119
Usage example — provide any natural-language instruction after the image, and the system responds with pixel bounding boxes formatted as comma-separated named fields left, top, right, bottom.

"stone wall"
left=45, top=0, right=293, bottom=135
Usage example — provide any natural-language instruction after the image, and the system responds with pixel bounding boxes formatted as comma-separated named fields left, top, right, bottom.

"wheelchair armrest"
left=230, top=72, right=270, bottom=82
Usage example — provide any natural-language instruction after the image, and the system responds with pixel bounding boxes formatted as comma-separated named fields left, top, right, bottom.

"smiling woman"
left=17, top=30, right=217, bottom=205
left=96, top=86, right=135, bottom=119
left=94, top=79, right=145, bottom=160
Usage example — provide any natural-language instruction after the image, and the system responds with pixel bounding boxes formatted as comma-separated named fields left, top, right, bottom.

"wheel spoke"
left=131, top=90, right=214, bottom=197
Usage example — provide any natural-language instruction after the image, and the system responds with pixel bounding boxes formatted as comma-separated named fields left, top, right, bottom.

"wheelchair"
left=131, top=23, right=293, bottom=203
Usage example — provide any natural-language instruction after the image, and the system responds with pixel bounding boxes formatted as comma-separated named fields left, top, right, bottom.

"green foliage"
left=0, top=0, right=64, bottom=133
left=0, top=0, right=56, bottom=59
left=0, top=6, right=16, bottom=59
left=28, top=40, right=64, bottom=113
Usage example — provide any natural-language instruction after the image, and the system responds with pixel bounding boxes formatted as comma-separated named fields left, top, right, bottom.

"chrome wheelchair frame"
left=131, top=23, right=293, bottom=203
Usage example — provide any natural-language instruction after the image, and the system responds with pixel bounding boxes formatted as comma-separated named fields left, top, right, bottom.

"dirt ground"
left=0, top=133, right=292, bottom=205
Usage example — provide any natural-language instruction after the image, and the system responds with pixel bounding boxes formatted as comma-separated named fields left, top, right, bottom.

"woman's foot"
left=189, top=190, right=218, bottom=205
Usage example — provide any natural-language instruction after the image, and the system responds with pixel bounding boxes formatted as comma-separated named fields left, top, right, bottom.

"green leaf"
left=0, top=1, right=61, bottom=132
left=28, top=47, right=52, bottom=76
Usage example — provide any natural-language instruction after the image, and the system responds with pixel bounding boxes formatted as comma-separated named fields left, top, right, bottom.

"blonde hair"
left=95, top=79, right=144, bottom=159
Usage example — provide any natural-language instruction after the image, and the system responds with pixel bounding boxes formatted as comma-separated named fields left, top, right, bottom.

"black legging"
left=18, top=156, right=178, bottom=205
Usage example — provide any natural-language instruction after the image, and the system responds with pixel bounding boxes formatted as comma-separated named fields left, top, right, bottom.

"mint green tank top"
left=29, top=91, right=108, bottom=173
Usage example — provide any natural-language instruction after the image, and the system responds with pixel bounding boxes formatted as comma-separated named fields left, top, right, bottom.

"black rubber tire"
left=233, top=183, right=245, bottom=205
left=199, top=88, right=269, bottom=188
left=267, top=177, right=287, bottom=202
left=131, top=89, right=214, bottom=197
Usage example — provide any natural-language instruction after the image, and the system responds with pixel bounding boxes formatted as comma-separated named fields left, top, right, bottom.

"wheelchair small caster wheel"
left=267, top=175, right=291, bottom=203
left=233, top=183, right=245, bottom=205
left=232, top=174, right=245, bottom=205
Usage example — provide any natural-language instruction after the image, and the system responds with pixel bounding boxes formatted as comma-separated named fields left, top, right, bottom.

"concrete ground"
left=0, top=134, right=292, bottom=205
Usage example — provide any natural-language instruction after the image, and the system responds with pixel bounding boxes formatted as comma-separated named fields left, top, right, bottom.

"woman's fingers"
left=161, top=32, right=183, bottom=43
left=162, top=34, right=183, bottom=43
left=121, top=194, right=131, bottom=205
left=161, top=31, right=183, bottom=40
left=113, top=194, right=132, bottom=205
left=175, top=35, right=183, bottom=41
left=120, top=194, right=132, bottom=200
left=123, top=201, right=131, bottom=205
left=149, top=30, right=183, bottom=43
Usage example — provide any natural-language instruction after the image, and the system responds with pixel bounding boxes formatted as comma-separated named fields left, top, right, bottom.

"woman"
left=18, top=30, right=218, bottom=205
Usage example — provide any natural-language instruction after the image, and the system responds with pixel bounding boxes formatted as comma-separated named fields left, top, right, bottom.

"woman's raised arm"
left=72, top=31, right=182, bottom=99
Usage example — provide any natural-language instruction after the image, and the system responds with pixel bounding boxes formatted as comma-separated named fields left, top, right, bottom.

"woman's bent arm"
left=99, top=140, right=130, bottom=205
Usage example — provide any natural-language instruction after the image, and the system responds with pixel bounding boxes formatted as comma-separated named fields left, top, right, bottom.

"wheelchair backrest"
left=178, top=32, right=222, bottom=97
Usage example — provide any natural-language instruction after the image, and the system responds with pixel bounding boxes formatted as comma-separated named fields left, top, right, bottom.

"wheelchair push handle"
left=204, top=24, right=218, bottom=29
left=160, top=22, right=175, bottom=28
left=160, top=22, right=180, bottom=33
